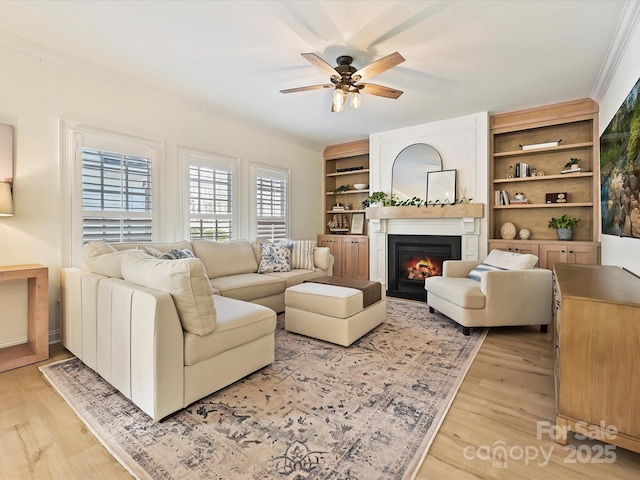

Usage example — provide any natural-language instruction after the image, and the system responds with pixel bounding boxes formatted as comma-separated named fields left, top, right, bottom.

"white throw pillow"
left=81, top=240, right=131, bottom=278
left=313, top=247, right=330, bottom=271
left=121, top=251, right=216, bottom=336
left=484, top=249, right=538, bottom=270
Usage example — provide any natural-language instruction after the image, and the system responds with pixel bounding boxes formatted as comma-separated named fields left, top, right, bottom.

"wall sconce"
left=0, top=123, right=14, bottom=216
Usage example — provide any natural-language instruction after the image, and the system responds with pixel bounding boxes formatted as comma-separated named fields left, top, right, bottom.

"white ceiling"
left=0, top=0, right=628, bottom=148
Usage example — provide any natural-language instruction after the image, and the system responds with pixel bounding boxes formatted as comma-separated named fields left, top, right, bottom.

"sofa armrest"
left=442, top=260, right=482, bottom=278
left=482, top=268, right=553, bottom=324
left=97, top=278, right=185, bottom=421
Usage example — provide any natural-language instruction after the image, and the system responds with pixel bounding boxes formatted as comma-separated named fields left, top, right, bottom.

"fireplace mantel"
left=366, top=203, right=483, bottom=220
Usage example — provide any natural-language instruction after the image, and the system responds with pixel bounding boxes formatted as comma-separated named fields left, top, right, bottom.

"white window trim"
left=60, top=121, right=164, bottom=267
left=249, top=162, right=291, bottom=241
left=180, top=147, right=239, bottom=241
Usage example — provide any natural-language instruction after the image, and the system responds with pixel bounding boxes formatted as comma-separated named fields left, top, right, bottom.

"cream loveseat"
left=424, top=249, right=552, bottom=335
left=60, top=239, right=333, bottom=420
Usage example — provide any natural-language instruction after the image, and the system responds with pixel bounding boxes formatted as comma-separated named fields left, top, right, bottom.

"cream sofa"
left=424, top=250, right=552, bottom=335
left=60, top=239, right=333, bottom=420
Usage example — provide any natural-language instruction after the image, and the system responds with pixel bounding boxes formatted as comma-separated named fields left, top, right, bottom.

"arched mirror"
left=391, top=143, right=442, bottom=201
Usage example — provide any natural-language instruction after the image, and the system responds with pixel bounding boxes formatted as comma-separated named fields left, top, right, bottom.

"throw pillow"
left=161, top=248, right=196, bottom=260
left=468, top=263, right=507, bottom=282
left=484, top=249, right=538, bottom=270
left=280, top=239, right=316, bottom=270
left=258, top=242, right=292, bottom=273
left=313, top=246, right=330, bottom=271
left=121, top=251, right=216, bottom=336
left=140, top=245, right=164, bottom=258
left=81, top=240, right=130, bottom=278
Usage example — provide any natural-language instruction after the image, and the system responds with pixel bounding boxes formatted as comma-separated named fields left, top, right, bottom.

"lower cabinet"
left=488, top=240, right=540, bottom=257
left=318, top=234, right=369, bottom=280
left=488, top=240, right=599, bottom=269
left=539, top=242, right=599, bottom=269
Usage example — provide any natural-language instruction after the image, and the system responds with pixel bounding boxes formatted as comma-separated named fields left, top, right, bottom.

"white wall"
left=597, top=5, right=640, bottom=275
left=0, top=48, right=323, bottom=344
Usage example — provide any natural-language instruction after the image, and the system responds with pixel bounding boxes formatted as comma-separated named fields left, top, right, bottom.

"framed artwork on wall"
left=427, top=169, right=457, bottom=204
left=600, top=76, right=640, bottom=238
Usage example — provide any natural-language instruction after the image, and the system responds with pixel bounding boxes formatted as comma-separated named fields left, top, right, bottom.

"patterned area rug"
left=40, top=298, right=486, bottom=480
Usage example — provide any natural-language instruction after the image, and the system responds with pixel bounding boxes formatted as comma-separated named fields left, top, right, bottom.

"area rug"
left=40, top=298, right=486, bottom=480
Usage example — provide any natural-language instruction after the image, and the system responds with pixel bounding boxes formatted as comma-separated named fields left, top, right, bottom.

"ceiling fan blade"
left=360, top=83, right=403, bottom=99
left=280, top=84, right=333, bottom=94
left=353, top=52, right=405, bottom=82
left=301, top=53, right=341, bottom=80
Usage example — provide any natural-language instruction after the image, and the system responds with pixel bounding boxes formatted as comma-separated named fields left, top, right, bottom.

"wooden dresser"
left=553, top=263, right=640, bottom=453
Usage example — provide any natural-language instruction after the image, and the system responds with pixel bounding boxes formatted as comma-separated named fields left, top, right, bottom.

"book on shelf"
left=561, top=168, right=582, bottom=174
left=519, top=139, right=562, bottom=150
left=509, top=199, right=529, bottom=204
left=494, top=190, right=510, bottom=205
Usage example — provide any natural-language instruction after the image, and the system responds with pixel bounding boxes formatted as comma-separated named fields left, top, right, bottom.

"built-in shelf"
left=326, top=190, right=369, bottom=195
left=494, top=202, right=593, bottom=209
left=493, top=141, right=593, bottom=158
left=493, top=172, right=593, bottom=183
left=326, top=169, right=370, bottom=177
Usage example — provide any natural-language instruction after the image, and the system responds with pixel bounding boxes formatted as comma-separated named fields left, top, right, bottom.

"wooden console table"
left=0, top=264, right=49, bottom=372
left=553, top=263, right=640, bottom=453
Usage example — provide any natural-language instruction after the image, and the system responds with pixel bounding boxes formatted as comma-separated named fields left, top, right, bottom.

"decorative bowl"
left=353, top=183, right=369, bottom=190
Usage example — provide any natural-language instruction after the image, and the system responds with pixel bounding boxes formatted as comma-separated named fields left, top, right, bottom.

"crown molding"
left=0, top=31, right=323, bottom=152
left=591, top=0, right=640, bottom=102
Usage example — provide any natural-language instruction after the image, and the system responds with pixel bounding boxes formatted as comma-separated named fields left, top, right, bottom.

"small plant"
left=333, top=185, right=349, bottom=194
left=361, top=191, right=389, bottom=208
left=564, top=158, right=581, bottom=169
left=548, top=214, right=581, bottom=229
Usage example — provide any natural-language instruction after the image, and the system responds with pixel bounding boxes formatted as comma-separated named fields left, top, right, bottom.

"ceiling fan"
left=280, top=52, right=405, bottom=112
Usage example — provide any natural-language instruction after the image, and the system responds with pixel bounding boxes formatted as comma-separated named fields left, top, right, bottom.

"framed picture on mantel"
left=427, top=169, right=457, bottom=204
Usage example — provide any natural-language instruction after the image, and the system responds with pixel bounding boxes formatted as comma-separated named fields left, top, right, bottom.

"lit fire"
left=406, top=257, right=442, bottom=280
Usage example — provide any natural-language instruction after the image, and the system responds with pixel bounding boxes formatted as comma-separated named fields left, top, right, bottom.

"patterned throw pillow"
left=258, top=242, right=292, bottom=273
left=280, top=239, right=316, bottom=270
left=468, top=263, right=506, bottom=282
left=141, top=245, right=165, bottom=258
left=162, top=249, right=196, bottom=260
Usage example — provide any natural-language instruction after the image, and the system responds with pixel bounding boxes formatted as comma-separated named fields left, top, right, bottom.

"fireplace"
left=387, top=234, right=462, bottom=301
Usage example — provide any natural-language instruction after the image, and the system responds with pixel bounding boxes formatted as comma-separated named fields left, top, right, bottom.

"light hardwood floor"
left=1, top=327, right=639, bottom=479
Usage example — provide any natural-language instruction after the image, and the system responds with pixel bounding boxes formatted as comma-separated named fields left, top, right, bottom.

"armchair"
left=424, top=250, right=552, bottom=335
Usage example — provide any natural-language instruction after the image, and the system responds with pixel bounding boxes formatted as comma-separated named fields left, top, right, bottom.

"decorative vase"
left=556, top=228, right=573, bottom=241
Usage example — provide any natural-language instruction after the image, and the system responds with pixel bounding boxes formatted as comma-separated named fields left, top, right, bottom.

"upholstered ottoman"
left=284, top=279, right=386, bottom=346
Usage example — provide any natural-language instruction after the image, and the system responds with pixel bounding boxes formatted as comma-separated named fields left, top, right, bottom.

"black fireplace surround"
left=387, top=234, right=462, bottom=301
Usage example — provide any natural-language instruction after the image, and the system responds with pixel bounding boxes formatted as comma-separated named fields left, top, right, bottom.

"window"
left=255, top=166, right=289, bottom=240
left=81, top=148, right=153, bottom=244
left=62, top=125, right=161, bottom=267
left=184, top=150, right=236, bottom=241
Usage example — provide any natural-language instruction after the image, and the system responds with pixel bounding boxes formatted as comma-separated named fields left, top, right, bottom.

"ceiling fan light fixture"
left=350, top=91, right=361, bottom=109
left=332, top=87, right=344, bottom=108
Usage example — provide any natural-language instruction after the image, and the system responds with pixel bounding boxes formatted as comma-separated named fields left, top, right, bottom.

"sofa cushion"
left=183, top=295, right=276, bottom=365
left=484, top=249, right=538, bottom=270
left=192, top=239, right=258, bottom=279
left=111, top=241, right=193, bottom=252
left=258, top=242, right=292, bottom=273
left=210, top=273, right=285, bottom=302
left=81, top=240, right=131, bottom=278
left=424, top=277, right=485, bottom=309
left=263, top=268, right=326, bottom=288
left=281, top=239, right=316, bottom=270
left=121, top=251, right=216, bottom=336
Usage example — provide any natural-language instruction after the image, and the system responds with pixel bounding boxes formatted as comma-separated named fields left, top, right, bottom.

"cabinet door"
left=566, top=245, right=599, bottom=265
left=318, top=235, right=343, bottom=277
left=488, top=241, right=515, bottom=253
left=343, top=237, right=369, bottom=280
left=539, top=244, right=567, bottom=269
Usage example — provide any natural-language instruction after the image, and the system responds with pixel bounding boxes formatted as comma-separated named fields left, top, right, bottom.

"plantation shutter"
left=256, top=167, right=288, bottom=240
left=81, top=148, right=152, bottom=244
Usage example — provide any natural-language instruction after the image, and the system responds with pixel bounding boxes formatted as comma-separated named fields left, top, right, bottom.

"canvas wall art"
left=600, top=77, right=640, bottom=238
